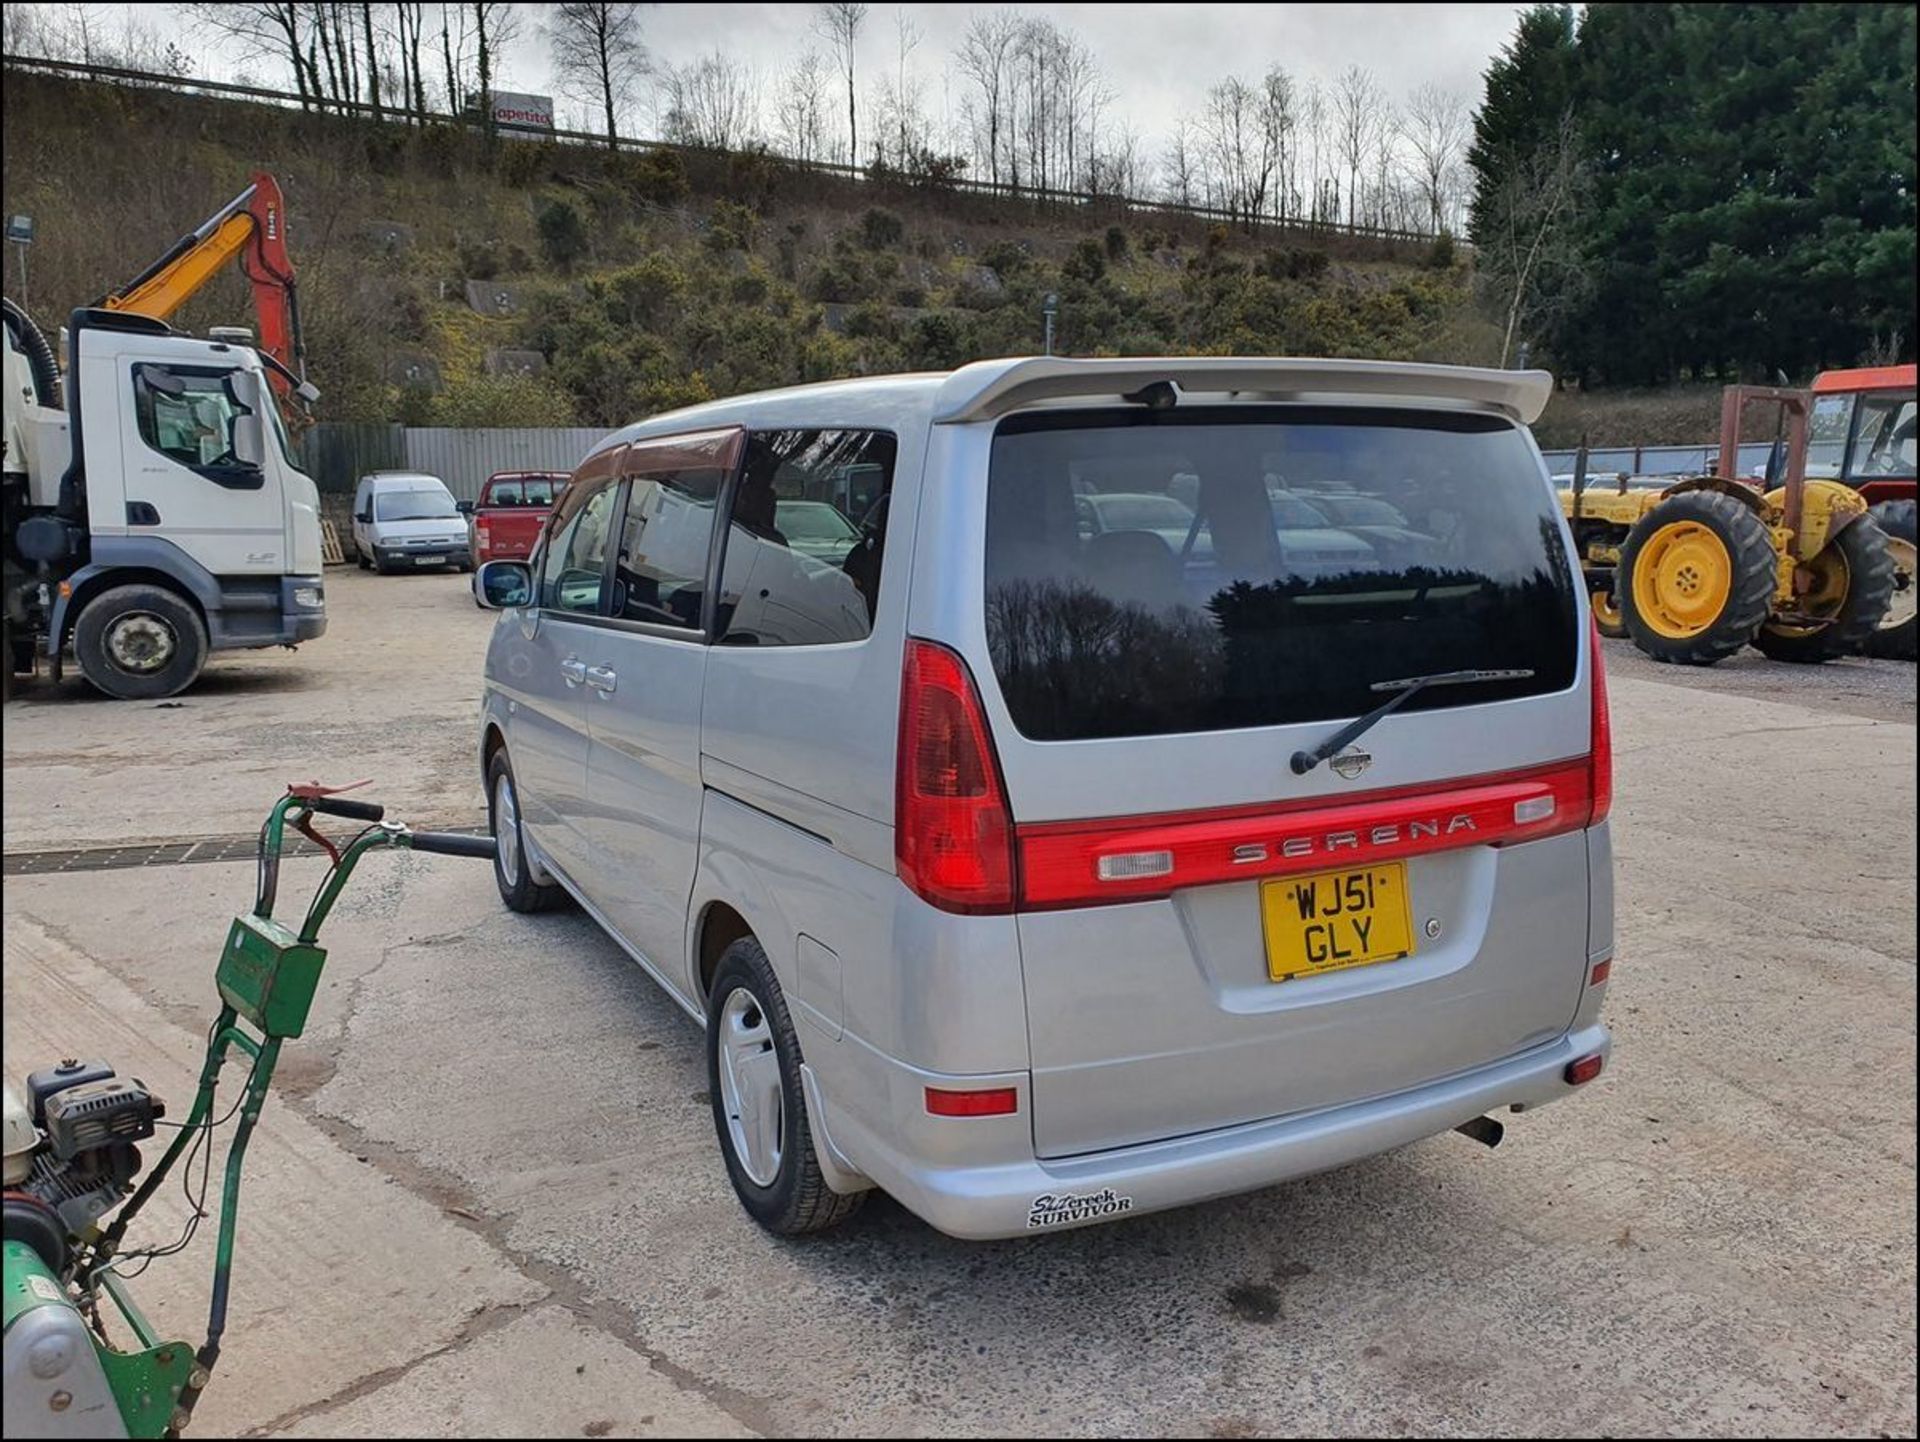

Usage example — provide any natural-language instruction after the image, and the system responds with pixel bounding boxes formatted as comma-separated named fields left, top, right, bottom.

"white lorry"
left=3, top=299, right=327, bottom=699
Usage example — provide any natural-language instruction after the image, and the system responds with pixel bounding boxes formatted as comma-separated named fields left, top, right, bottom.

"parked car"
left=472, top=357, right=1614, bottom=1241
left=463, top=470, right=570, bottom=565
left=351, top=471, right=470, bottom=573
left=773, top=498, right=861, bottom=563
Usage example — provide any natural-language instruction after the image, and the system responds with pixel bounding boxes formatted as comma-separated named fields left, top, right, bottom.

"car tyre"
left=487, top=749, right=563, bottom=913
left=706, top=937, right=866, bottom=1237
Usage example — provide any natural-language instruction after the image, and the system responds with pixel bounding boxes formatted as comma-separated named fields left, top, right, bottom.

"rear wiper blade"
left=1289, top=669, right=1536, bottom=776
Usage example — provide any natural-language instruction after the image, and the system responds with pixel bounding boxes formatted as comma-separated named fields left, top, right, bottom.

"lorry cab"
left=474, top=356, right=1614, bottom=1241
left=4, top=305, right=326, bottom=699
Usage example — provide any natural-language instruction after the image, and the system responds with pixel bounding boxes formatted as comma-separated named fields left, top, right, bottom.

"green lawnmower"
left=3, top=786, right=494, bottom=1438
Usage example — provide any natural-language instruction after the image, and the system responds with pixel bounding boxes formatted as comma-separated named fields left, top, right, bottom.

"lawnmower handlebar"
left=303, top=796, right=386, bottom=822
left=407, top=831, right=496, bottom=860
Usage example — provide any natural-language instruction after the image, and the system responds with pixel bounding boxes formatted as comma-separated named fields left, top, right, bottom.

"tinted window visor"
left=984, top=407, right=1579, bottom=741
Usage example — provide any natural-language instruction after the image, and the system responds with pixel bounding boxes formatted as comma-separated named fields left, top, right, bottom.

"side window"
left=132, top=364, right=256, bottom=480
left=716, top=430, right=896, bottom=647
left=539, top=479, right=619, bottom=614
left=1807, top=394, right=1853, bottom=479
left=610, top=467, right=724, bottom=629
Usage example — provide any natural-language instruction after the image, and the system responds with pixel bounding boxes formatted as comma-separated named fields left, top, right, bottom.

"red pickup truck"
left=463, top=471, right=570, bottom=565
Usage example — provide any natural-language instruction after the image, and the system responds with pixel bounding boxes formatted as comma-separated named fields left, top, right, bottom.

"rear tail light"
left=896, top=639, right=1016, bottom=914
left=1588, top=616, right=1613, bottom=826
left=924, top=1086, right=1019, bottom=1117
left=1589, top=957, right=1612, bottom=987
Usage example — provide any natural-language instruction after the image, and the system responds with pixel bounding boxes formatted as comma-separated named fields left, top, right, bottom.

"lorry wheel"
left=356, top=546, right=372, bottom=571
left=706, top=937, right=867, bottom=1237
left=72, top=585, right=209, bottom=700
left=1752, top=516, right=1897, bottom=664
left=1618, top=491, right=1775, bottom=665
left=1862, top=499, right=1916, bottom=660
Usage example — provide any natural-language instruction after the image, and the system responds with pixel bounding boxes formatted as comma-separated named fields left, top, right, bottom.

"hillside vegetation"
left=2, top=71, right=1487, bottom=433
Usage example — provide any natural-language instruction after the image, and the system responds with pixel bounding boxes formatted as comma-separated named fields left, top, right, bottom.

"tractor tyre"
left=1862, top=499, right=1916, bottom=661
left=1752, top=515, right=1897, bottom=664
left=1617, top=491, right=1775, bottom=666
left=1590, top=586, right=1628, bottom=639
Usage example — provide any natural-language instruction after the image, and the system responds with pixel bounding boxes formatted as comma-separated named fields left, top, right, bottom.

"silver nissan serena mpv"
left=475, top=357, right=1615, bottom=1240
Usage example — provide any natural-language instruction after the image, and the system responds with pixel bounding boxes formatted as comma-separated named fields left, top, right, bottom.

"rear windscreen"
left=984, top=407, right=1578, bottom=741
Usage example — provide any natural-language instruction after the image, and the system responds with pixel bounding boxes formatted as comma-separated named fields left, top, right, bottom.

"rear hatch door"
left=970, top=405, right=1596, bottom=1158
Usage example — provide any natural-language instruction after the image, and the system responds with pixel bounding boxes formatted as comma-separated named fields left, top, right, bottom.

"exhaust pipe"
left=1453, top=1114, right=1505, bottom=1149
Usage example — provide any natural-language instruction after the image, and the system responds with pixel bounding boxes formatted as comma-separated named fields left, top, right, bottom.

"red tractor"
left=1806, top=365, right=1916, bottom=659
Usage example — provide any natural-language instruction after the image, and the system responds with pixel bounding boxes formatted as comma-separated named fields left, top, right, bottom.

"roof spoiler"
left=931, top=356, right=1555, bottom=426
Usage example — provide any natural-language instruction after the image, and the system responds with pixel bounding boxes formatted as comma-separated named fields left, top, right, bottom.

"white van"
left=473, top=357, right=1615, bottom=1240
left=351, top=472, right=471, bottom=573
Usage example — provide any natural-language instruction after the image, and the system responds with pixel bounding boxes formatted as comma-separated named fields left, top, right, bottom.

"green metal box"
left=216, top=914, right=326, bottom=1040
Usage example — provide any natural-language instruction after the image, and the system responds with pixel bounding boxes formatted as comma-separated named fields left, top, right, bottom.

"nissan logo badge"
left=1330, top=748, right=1373, bottom=780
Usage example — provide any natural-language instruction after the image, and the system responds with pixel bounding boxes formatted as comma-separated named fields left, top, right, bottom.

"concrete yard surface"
left=2, top=565, right=1915, bottom=1437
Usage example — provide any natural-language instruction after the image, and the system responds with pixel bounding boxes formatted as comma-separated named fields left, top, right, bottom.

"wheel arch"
left=695, top=900, right=755, bottom=1005
left=58, top=567, right=209, bottom=649
left=481, top=720, right=508, bottom=788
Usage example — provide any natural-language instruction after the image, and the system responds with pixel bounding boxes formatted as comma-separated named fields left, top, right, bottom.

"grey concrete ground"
left=3, top=566, right=1915, bottom=1437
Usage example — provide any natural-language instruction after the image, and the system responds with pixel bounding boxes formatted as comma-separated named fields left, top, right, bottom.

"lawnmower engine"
left=4, top=1062, right=163, bottom=1440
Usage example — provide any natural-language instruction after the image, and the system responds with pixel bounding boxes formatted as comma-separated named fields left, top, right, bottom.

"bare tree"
left=1403, top=84, right=1469, bottom=235
left=957, top=10, right=1018, bottom=186
left=358, top=2, right=381, bottom=119
left=1370, top=102, right=1402, bottom=229
left=471, top=1, right=521, bottom=140
left=660, top=51, right=759, bottom=150
left=1, top=4, right=45, bottom=57
left=1332, top=65, right=1385, bottom=229
left=774, top=48, right=831, bottom=163
left=186, top=4, right=320, bottom=104
left=874, top=11, right=925, bottom=167
left=1198, top=72, right=1290, bottom=231
left=438, top=2, right=470, bottom=113
left=813, top=2, right=867, bottom=167
left=1477, top=113, right=1589, bottom=365
left=547, top=2, right=647, bottom=148
left=1162, top=116, right=1199, bottom=207
left=387, top=1, right=428, bottom=117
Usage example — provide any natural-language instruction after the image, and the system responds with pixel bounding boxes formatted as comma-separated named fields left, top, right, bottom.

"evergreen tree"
left=1466, top=4, right=1579, bottom=247
left=1568, top=3, right=1916, bottom=383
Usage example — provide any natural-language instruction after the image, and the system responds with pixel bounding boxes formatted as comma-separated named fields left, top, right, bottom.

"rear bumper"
left=817, top=1022, right=1611, bottom=1240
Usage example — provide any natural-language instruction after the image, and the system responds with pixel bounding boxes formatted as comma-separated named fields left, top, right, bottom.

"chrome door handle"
left=584, top=665, right=617, bottom=694
left=559, top=656, right=587, bottom=687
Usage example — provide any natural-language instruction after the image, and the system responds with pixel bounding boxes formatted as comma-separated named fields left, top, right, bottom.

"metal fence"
left=400, top=428, right=611, bottom=501
left=1541, top=442, right=1782, bottom=479
left=299, top=424, right=611, bottom=499
left=0, top=53, right=1454, bottom=250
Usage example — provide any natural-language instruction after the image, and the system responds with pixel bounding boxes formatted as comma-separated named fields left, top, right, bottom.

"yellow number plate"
left=1261, top=862, right=1415, bottom=982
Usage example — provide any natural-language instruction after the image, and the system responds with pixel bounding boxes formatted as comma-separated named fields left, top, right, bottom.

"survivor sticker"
left=1026, top=1188, right=1135, bottom=1229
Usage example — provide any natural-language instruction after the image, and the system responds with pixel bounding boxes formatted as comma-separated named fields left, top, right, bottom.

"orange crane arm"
left=97, top=172, right=306, bottom=407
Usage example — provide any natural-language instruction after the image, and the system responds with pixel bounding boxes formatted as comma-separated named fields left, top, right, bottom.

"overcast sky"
left=74, top=2, right=1524, bottom=149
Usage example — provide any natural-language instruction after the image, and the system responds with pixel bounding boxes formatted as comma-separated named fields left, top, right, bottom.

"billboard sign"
left=485, top=91, right=555, bottom=135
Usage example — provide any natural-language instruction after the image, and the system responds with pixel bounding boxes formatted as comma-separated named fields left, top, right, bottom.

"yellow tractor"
left=1563, top=385, right=1897, bottom=665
